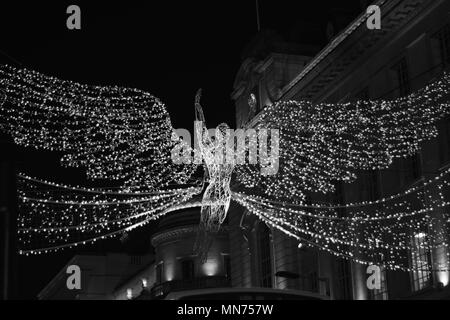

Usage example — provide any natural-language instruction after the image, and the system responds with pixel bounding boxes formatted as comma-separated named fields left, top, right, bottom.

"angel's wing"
left=234, top=72, right=450, bottom=202
left=232, top=72, right=450, bottom=271
left=0, top=64, right=197, bottom=191
left=0, top=64, right=201, bottom=254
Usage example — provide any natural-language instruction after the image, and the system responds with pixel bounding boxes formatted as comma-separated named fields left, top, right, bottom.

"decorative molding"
left=151, top=225, right=229, bottom=247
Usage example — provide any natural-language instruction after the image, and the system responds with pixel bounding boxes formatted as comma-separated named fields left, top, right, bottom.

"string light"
left=2, top=64, right=450, bottom=272
left=18, top=174, right=201, bottom=254
left=233, top=71, right=450, bottom=271
left=235, top=72, right=450, bottom=203
left=0, top=64, right=197, bottom=191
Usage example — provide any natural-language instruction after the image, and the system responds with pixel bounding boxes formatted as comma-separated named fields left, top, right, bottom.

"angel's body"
left=197, top=128, right=234, bottom=231
left=194, top=90, right=235, bottom=258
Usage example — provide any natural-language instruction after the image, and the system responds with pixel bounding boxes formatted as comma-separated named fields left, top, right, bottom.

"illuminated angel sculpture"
left=193, top=90, right=235, bottom=259
left=1, top=64, right=450, bottom=271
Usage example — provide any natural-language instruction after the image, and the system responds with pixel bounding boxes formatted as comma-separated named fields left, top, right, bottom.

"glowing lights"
left=236, top=72, right=450, bottom=203
left=194, top=91, right=234, bottom=233
left=415, top=232, right=427, bottom=239
left=234, top=71, right=450, bottom=271
left=201, top=260, right=220, bottom=277
left=17, top=173, right=200, bottom=255
left=0, top=64, right=200, bottom=255
left=0, top=64, right=197, bottom=192
left=1, top=64, right=450, bottom=273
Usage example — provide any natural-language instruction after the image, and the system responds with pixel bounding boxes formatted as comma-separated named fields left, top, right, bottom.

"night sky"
left=0, top=1, right=361, bottom=299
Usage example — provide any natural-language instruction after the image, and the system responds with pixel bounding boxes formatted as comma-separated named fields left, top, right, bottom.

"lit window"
left=370, top=266, right=389, bottom=300
left=141, top=278, right=148, bottom=288
left=410, top=232, right=432, bottom=292
left=126, top=288, right=133, bottom=300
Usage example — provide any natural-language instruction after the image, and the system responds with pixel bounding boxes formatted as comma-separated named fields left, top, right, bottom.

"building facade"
left=230, top=0, right=450, bottom=300
left=39, top=0, right=450, bottom=300
left=39, top=253, right=154, bottom=300
left=149, top=208, right=231, bottom=299
left=0, top=134, right=19, bottom=300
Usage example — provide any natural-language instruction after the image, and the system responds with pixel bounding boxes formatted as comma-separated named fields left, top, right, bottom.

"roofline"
left=242, top=0, right=388, bottom=129
left=280, top=0, right=388, bottom=98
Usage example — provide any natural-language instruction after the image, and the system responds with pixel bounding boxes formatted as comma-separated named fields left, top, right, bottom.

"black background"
left=0, top=0, right=361, bottom=299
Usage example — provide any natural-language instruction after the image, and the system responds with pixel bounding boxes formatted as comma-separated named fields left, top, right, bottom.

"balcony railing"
left=150, top=276, right=231, bottom=299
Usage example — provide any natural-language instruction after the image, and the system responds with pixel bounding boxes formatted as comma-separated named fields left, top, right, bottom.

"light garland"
left=0, top=64, right=197, bottom=191
left=232, top=71, right=450, bottom=271
left=1, top=64, right=450, bottom=272
left=235, top=72, right=450, bottom=203
left=18, top=174, right=201, bottom=255
left=0, top=64, right=201, bottom=254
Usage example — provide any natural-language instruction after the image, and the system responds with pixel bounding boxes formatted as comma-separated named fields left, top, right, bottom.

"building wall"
left=39, top=253, right=153, bottom=300
left=228, top=203, right=253, bottom=287
left=150, top=208, right=231, bottom=294
left=0, top=134, right=18, bottom=300
left=231, top=0, right=450, bottom=300
left=296, top=0, right=450, bottom=299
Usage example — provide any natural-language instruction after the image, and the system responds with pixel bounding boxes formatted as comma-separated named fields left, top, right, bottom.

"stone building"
left=38, top=0, right=450, bottom=300
left=148, top=208, right=231, bottom=299
left=230, top=0, right=450, bottom=299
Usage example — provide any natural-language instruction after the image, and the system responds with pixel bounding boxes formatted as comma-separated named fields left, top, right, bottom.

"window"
left=439, top=116, right=450, bottom=164
left=223, top=255, right=231, bottom=279
left=410, top=232, right=432, bottom=292
left=181, top=259, right=195, bottom=280
left=298, top=250, right=319, bottom=292
left=365, top=170, right=380, bottom=201
left=335, top=182, right=346, bottom=218
left=432, top=24, right=450, bottom=67
left=336, top=259, right=352, bottom=299
left=309, top=271, right=319, bottom=293
left=370, top=265, right=389, bottom=300
left=130, top=255, right=142, bottom=265
left=250, top=85, right=262, bottom=114
left=257, top=223, right=273, bottom=288
left=405, top=153, right=421, bottom=182
left=392, top=58, right=410, bottom=96
left=156, top=262, right=164, bottom=284
left=368, top=254, right=389, bottom=300
left=126, top=288, right=133, bottom=300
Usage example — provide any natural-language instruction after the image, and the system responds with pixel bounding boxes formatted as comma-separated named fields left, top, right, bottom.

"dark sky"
left=0, top=0, right=361, bottom=299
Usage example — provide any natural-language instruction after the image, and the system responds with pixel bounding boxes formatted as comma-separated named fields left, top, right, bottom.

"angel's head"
left=216, top=123, right=230, bottom=143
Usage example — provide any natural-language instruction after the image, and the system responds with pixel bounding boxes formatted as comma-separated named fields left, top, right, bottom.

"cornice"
left=151, top=225, right=229, bottom=247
